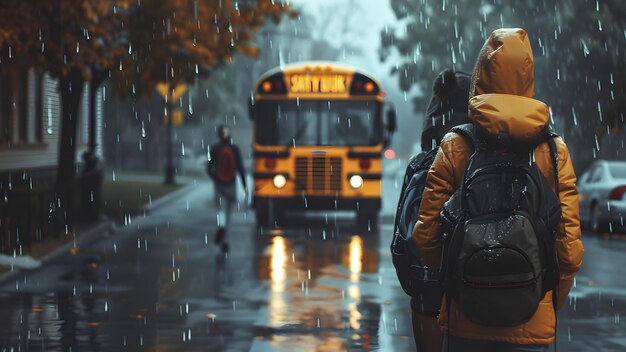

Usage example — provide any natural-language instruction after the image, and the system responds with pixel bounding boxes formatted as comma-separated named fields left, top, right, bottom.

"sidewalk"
left=0, top=221, right=116, bottom=284
left=0, top=172, right=200, bottom=285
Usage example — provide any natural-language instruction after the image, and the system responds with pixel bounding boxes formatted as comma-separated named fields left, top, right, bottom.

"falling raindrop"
left=581, top=40, right=590, bottom=56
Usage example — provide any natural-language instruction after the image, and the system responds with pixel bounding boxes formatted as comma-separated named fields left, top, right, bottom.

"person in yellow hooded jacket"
left=412, top=28, right=584, bottom=351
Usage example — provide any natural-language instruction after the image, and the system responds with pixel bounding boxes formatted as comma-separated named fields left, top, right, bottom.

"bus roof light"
left=262, top=81, right=272, bottom=92
left=348, top=73, right=379, bottom=95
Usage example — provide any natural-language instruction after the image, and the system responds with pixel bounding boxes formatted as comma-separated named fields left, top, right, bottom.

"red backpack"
left=215, top=146, right=237, bottom=183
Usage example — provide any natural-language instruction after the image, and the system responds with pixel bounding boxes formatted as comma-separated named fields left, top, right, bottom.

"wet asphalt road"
left=0, top=167, right=625, bottom=351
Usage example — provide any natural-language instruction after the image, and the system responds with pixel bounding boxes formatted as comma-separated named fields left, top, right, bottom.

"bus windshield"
left=255, top=100, right=381, bottom=146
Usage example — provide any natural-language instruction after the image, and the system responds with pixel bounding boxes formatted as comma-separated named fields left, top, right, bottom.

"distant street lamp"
left=156, top=82, right=187, bottom=185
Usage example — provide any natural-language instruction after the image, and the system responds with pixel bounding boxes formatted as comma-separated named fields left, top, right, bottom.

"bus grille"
left=295, top=156, right=342, bottom=193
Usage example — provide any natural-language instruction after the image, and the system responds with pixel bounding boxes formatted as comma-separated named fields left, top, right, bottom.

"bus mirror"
left=386, top=108, right=397, bottom=133
left=248, top=95, right=255, bottom=121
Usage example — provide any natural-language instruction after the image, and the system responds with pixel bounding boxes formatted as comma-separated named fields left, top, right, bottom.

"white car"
left=578, top=160, right=626, bottom=232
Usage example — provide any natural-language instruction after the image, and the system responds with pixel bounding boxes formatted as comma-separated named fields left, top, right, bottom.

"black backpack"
left=391, top=148, right=442, bottom=315
left=439, top=123, right=561, bottom=327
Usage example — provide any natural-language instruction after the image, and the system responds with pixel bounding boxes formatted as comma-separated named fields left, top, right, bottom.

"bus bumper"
left=253, top=196, right=381, bottom=212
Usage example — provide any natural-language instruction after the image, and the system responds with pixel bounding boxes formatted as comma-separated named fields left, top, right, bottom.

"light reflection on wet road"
left=0, top=179, right=624, bottom=351
left=0, top=181, right=413, bottom=351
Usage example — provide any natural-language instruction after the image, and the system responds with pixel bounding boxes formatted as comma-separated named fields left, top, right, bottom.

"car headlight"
left=349, top=175, right=363, bottom=189
left=273, top=174, right=287, bottom=189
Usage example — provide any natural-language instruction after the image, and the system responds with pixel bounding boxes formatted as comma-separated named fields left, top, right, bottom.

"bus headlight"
left=349, top=175, right=363, bottom=189
left=273, top=174, right=287, bottom=189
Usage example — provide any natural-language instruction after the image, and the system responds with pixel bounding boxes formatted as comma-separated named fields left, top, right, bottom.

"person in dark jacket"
left=420, top=69, right=472, bottom=152
left=411, top=68, right=471, bottom=352
left=207, top=125, right=247, bottom=253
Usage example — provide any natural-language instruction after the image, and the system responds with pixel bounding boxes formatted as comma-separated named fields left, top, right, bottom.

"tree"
left=0, top=1, right=126, bottom=228
left=111, top=0, right=291, bottom=96
left=108, top=0, right=292, bottom=183
left=0, top=1, right=125, bottom=182
left=0, top=0, right=292, bottom=220
left=381, top=0, right=625, bottom=170
left=537, top=1, right=626, bottom=166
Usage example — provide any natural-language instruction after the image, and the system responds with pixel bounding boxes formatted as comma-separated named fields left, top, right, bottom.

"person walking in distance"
left=207, top=125, right=247, bottom=253
left=413, top=28, right=583, bottom=351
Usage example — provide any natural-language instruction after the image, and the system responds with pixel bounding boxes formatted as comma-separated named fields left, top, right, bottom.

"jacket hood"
left=426, top=69, right=471, bottom=119
left=470, top=28, right=535, bottom=98
left=469, top=94, right=550, bottom=141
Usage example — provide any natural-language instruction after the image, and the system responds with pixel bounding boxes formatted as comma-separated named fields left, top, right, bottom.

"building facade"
left=0, top=68, right=103, bottom=254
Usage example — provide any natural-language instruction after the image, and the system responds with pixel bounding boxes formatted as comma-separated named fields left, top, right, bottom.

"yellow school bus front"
left=250, top=62, right=393, bottom=225
left=253, top=146, right=383, bottom=198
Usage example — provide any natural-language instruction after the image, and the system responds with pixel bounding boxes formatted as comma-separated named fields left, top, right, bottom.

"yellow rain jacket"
left=412, top=28, right=584, bottom=345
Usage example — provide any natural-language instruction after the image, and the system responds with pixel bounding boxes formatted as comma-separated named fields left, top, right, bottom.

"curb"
left=142, top=180, right=199, bottom=213
left=0, top=180, right=198, bottom=286
left=40, top=221, right=116, bottom=263
left=0, top=221, right=116, bottom=285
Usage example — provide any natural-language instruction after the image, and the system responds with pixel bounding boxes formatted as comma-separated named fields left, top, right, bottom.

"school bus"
left=249, top=62, right=396, bottom=227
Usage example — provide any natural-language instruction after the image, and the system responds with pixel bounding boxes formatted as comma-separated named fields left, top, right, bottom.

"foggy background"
left=103, top=0, right=625, bottom=175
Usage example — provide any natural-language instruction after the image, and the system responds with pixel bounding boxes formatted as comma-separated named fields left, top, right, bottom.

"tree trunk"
left=57, top=68, right=85, bottom=184
left=56, top=68, right=85, bottom=229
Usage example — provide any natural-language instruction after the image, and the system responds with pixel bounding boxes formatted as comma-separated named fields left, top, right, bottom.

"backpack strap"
left=449, top=123, right=480, bottom=151
left=448, top=123, right=480, bottom=212
left=451, top=126, right=560, bottom=195
left=546, top=133, right=560, bottom=197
